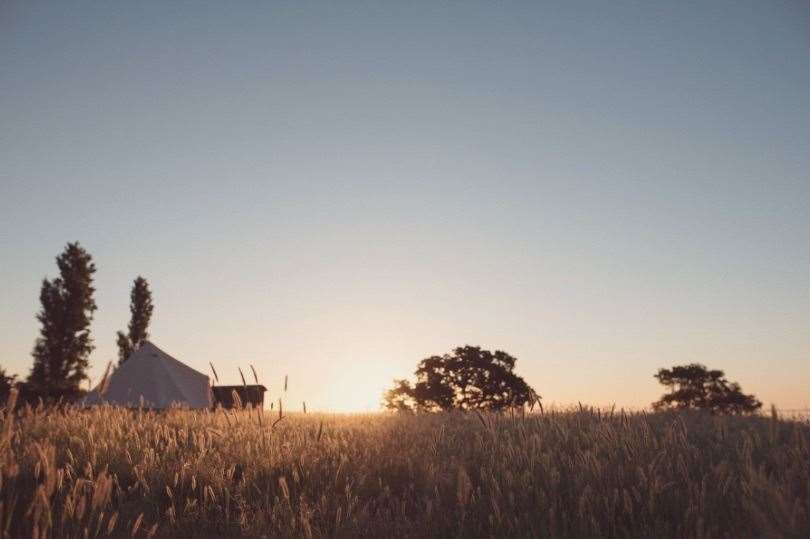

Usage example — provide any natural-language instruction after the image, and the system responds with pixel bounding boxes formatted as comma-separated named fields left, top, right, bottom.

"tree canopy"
left=27, top=242, right=97, bottom=401
left=384, top=346, right=539, bottom=412
left=652, top=363, right=762, bottom=414
left=117, top=276, right=154, bottom=364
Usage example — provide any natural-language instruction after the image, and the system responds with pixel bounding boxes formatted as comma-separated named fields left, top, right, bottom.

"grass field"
left=2, top=400, right=809, bottom=538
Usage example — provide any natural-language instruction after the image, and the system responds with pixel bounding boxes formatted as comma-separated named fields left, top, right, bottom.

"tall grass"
left=1, top=397, right=808, bottom=537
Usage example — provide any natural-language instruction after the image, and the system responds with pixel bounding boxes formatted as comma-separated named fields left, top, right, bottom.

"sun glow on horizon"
left=307, top=372, right=388, bottom=414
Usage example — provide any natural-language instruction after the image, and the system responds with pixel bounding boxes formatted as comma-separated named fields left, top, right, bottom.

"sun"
left=309, top=369, right=389, bottom=413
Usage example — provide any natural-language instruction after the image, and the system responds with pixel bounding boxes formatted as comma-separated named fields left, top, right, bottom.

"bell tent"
left=85, top=341, right=211, bottom=409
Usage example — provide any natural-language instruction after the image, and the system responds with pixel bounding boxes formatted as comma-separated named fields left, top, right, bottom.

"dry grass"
left=1, top=397, right=809, bottom=538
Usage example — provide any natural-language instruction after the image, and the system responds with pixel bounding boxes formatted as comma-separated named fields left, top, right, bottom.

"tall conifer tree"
left=27, top=242, right=97, bottom=400
left=117, top=276, right=154, bottom=364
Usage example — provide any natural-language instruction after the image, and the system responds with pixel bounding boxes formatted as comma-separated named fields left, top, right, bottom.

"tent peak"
left=84, top=341, right=211, bottom=409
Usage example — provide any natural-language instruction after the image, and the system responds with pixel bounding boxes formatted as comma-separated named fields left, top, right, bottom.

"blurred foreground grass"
left=1, top=401, right=808, bottom=538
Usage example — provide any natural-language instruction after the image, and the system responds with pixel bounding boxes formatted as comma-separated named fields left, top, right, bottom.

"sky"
left=1, top=1, right=809, bottom=412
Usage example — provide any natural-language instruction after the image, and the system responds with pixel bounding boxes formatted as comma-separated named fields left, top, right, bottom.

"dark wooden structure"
left=211, top=385, right=267, bottom=409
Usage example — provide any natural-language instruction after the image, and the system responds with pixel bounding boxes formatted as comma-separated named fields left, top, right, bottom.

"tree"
left=116, top=276, right=154, bottom=364
left=652, top=363, right=762, bottom=414
left=384, top=346, right=539, bottom=412
left=27, top=242, right=97, bottom=401
left=382, top=380, right=417, bottom=413
left=0, top=367, right=17, bottom=403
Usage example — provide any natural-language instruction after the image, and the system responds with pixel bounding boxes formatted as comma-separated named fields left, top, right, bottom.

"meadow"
left=1, top=399, right=809, bottom=538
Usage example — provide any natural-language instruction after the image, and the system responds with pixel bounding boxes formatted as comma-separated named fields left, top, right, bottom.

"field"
left=2, top=401, right=809, bottom=538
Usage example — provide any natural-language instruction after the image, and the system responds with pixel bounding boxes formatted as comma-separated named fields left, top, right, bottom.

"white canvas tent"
left=84, top=341, right=211, bottom=409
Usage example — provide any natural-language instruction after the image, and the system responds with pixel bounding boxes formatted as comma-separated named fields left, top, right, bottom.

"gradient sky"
left=2, top=1, right=809, bottom=411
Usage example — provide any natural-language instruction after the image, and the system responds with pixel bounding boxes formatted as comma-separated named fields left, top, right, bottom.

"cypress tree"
left=27, top=242, right=97, bottom=401
left=117, top=276, right=154, bottom=364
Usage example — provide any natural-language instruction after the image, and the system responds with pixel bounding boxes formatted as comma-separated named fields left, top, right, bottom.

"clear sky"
left=1, top=1, right=809, bottom=412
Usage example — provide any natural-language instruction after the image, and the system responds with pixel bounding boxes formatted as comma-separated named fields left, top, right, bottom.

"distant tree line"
left=0, top=242, right=153, bottom=405
left=384, top=350, right=762, bottom=415
left=1, top=244, right=763, bottom=416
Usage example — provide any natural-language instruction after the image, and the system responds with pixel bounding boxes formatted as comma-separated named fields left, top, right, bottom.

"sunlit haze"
left=1, top=1, right=809, bottom=412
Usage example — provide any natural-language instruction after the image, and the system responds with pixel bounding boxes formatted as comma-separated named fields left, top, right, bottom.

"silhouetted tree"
left=116, top=276, right=154, bottom=364
left=652, top=363, right=762, bottom=414
left=0, top=367, right=16, bottom=402
left=384, top=346, right=539, bottom=412
left=27, top=242, right=97, bottom=401
left=382, top=380, right=417, bottom=412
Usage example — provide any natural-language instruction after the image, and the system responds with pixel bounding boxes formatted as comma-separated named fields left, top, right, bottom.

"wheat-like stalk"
left=0, top=402, right=807, bottom=537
